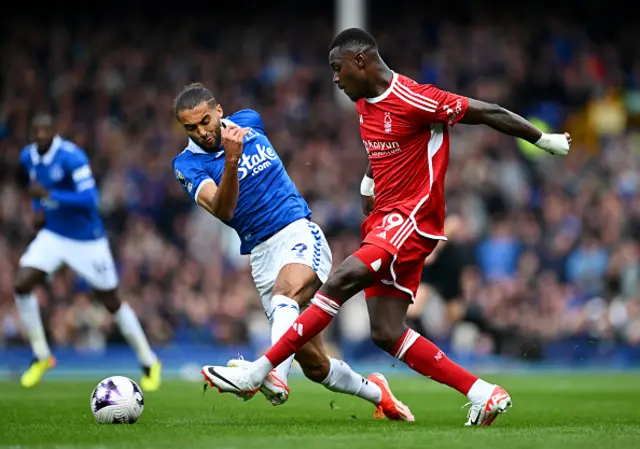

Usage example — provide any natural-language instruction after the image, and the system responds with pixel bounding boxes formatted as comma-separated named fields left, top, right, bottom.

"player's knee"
left=14, top=270, right=38, bottom=295
left=94, top=289, right=121, bottom=314
left=295, top=346, right=330, bottom=383
left=370, top=324, right=405, bottom=352
left=324, top=256, right=372, bottom=294
left=273, top=281, right=311, bottom=307
left=273, top=264, right=320, bottom=306
left=14, top=279, right=32, bottom=295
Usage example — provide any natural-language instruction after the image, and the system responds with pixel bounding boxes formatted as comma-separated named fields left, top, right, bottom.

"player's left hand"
left=221, top=126, right=249, bottom=163
left=28, top=182, right=49, bottom=199
left=535, top=132, right=572, bottom=156
left=552, top=132, right=572, bottom=156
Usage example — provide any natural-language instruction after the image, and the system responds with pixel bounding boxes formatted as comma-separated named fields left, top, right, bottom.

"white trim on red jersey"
left=394, top=82, right=439, bottom=107
left=392, top=82, right=439, bottom=113
left=365, top=72, right=399, bottom=104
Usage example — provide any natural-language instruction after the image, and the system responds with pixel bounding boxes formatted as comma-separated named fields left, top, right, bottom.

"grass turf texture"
left=0, top=374, right=638, bottom=449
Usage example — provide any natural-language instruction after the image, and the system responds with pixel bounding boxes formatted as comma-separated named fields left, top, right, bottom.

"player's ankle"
left=250, top=356, right=274, bottom=384
left=466, top=378, right=493, bottom=403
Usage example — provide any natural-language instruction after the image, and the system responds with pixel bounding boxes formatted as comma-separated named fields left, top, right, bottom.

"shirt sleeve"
left=173, top=157, right=214, bottom=203
left=46, top=149, right=98, bottom=208
left=401, top=82, right=469, bottom=127
left=66, top=150, right=96, bottom=192
left=229, top=109, right=266, bottom=134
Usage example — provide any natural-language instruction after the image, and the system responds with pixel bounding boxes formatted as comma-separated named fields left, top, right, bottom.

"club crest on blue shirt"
left=49, top=164, right=64, bottom=182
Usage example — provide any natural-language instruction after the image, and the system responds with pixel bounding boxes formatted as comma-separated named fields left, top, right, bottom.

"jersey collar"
left=30, top=135, right=62, bottom=165
left=366, top=72, right=398, bottom=104
left=185, top=118, right=237, bottom=158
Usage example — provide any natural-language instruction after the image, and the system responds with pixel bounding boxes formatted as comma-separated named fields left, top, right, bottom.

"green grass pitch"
left=0, top=374, right=639, bottom=449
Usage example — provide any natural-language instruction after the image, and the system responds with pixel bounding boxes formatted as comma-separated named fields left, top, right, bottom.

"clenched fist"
left=221, top=125, right=249, bottom=163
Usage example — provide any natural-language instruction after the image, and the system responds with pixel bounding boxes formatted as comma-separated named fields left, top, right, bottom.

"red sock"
left=264, top=292, right=340, bottom=367
left=391, top=328, right=477, bottom=395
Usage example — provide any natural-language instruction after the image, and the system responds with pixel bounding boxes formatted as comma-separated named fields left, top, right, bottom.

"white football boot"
left=227, top=358, right=290, bottom=406
left=464, top=385, right=512, bottom=426
left=201, top=364, right=261, bottom=401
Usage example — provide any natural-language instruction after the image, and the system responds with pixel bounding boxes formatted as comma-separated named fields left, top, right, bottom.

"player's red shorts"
left=353, top=209, right=440, bottom=302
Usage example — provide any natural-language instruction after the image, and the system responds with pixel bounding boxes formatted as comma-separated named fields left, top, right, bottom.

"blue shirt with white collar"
left=172, top=109, right=311, bottom=255
left=19, top=135, right=105, bottom=241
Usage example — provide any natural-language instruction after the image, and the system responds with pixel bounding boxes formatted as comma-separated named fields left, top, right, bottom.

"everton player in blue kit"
left=15, top=113, right=161, bottom=391
left=172, top=83, right=408, bottom=418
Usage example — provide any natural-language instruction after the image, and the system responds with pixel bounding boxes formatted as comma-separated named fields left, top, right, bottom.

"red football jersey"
left=356, top=72, right=468, bottom=239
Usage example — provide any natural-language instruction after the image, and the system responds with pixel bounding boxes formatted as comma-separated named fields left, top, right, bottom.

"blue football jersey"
left=19, top=136, right=105, bottom=241
left=172, top=109, right=312, bottom=255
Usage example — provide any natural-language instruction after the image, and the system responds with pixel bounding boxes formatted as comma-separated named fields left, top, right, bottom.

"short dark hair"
left=329, top=28, right=377, bottom=52
left=173, top=83, right=216, bottom=118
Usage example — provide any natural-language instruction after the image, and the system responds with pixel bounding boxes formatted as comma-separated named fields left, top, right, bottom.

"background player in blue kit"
left=172, top=83, right=411, bottom=419
left=14, top=113, right=162, bottom=391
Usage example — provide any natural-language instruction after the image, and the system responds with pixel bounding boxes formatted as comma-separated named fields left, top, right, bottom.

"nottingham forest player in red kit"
left=202, top=28, right=571, bottom=426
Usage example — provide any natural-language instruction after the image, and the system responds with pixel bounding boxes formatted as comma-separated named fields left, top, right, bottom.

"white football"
left=90, top=376, right=144, bottom=424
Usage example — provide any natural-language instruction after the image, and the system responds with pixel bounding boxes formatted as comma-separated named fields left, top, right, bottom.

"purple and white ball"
left=90, top=376, right=144, bottom=424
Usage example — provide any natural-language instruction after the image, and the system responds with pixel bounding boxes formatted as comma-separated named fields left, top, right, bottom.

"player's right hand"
left=362, top=195, right=375, bottom=216
left=27, top=182, right=49, bottom=199
left=221, top=125, right=249, bottom=162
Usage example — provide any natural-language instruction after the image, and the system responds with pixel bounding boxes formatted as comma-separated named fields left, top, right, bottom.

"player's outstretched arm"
left=195, top=126, right=249, bottom=221
left=360, top=163, right=375, bottom=216
left=459, top=98, right=571, bottom=156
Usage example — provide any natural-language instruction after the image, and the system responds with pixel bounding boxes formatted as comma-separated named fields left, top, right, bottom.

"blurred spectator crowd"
left=1, top=2, right=640, bottom=360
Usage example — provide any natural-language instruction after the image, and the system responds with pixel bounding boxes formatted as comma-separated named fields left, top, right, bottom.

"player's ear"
left=216, top=104, right=224, bottom=118
left=354, top=52, right=366, bottom=69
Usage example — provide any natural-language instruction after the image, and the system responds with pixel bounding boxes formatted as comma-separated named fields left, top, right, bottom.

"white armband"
left=535, top=133, right=570, bottom=156
left=360, top=175, right=375, bottom=196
